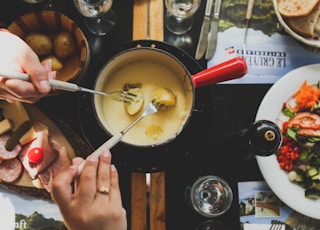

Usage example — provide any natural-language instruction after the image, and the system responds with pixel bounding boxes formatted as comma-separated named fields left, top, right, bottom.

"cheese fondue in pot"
left=94, top=48, right=194, bottom=147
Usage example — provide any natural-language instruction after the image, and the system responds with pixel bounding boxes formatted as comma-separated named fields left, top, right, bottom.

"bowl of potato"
left=7, top=10, right=89, bottom=88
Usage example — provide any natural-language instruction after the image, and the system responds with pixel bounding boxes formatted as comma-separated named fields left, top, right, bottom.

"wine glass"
left=73, top=0, right=116, bottom=36
left=165, top=0, right=201, bottom=35
left=185, top=175, right=233, bottom=217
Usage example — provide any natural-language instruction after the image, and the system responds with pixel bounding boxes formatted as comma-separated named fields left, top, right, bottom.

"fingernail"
left=39, top=80, right=50, bottom=91
left=46, top=58, right=52, bottom=69
left=52, top=71, right=56, bottom=79
left=102, top=150, right=111, bottom=158
left=70, top=165, right=78, bottom=171
left=111, top=164, right=117, bottom=171
left=87, top=154, right=99, bottom=162
left=49, top=71, right=56, bottom=80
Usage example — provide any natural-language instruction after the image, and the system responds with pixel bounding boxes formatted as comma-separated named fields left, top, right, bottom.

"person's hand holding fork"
left=0, top=30, right=53, bottom=103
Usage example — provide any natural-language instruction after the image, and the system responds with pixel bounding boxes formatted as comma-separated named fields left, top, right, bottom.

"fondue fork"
left=76, top=88, right=176, bottom=176
left=77, top=101, right=160, bottom=176
left=0, top=71, right=138, bottom=103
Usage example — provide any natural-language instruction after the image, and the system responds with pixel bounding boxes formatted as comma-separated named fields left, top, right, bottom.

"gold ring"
left=97, top=186, right=110, bottom=195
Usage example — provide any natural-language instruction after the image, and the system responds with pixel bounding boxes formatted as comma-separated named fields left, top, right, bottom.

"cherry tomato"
left=28, top=147, right=43, bottom=163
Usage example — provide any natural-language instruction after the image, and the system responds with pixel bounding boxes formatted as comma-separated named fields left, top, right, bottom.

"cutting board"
left=0, top=102, right=90, bottom=199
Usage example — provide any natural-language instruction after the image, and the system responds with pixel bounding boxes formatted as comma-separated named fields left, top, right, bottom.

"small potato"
left=41, top=55, right=63, bottom=71
left=124, top=88, right=144, bottom=115
left=25, top=32, right=53, bottom=56
left=150, top=88, right=176, bottom=110
left=145, top=125, right=163, bottom=140
left=53, top=31, right=76, bottom=59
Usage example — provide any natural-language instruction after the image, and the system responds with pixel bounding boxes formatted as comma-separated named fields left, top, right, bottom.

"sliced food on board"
left=0, top=101, right=75, bottom=196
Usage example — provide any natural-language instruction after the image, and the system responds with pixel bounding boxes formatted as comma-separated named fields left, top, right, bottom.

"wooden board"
left=131, top=173, right=147, bottom=230
left=0, top=102, right=90, bottom=199
left=150, top=172, right=166, bottom=230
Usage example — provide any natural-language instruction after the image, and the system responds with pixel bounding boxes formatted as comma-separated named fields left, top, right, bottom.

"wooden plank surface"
left=149, top=0, right=164, bottom=41
left=148, top=1, right=166, bottom=229
left=132, top=0, right=165, bottom=229
left=131, top=173, right=147, bottom=230
left=150, top=172, right=166, bottom=230
left=131, top=1, right=149, bottom=229
left=133, top=0, right=148, bottom=40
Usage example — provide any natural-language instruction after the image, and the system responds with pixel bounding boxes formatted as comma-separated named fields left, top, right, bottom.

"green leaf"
left=282, top=106, right=295, bottom=118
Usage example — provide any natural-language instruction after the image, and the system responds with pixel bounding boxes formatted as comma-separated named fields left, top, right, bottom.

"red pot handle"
left=192, top=57, right=248, bottom=88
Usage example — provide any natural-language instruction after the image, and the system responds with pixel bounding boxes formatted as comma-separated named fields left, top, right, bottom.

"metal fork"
left=77, top=90, right=175, bottom=175
left=0, top=71, right=138, bottom=103
left=77, top=101, right=160, bottom=175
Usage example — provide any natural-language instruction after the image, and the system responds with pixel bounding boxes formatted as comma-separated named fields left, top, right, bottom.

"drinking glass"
left=165, top=0, right=201, bottom=35
left=73, top=0, right=116, bottom=36
left=185, top=175, right=233, bottom=217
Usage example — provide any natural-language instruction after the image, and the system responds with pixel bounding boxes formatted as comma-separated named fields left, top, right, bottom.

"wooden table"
left=1, top=1, right=297, bottom=229
left=131, top=1, right=166, bottom=229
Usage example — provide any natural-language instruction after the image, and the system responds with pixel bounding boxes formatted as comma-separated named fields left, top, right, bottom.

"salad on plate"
left=278, top=80, right=320, bottom=199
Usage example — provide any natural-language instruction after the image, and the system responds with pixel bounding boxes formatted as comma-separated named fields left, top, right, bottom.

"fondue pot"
left=77, top=40, right=247, bottom=172
left=93, top=41, right=247, bottom=148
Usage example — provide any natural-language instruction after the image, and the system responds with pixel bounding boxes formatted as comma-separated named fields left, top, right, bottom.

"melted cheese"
left=96, top=61, right=193, bottom=146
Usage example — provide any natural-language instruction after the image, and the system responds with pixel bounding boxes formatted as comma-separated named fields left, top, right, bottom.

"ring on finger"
left=97, top=186, right=110, bottom=195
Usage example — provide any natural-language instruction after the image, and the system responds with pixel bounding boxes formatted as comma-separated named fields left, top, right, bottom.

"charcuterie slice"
left=0, top=158, right=23, bottom=182
left=0, top=134, right=21, bottom=160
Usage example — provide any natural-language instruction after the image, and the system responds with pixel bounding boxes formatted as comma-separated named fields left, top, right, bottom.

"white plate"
left=273, top=0, right=320, bottom=48
left=256, top=64, right=320, bottom=220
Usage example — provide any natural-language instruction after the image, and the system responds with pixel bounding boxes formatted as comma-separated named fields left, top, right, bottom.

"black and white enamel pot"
left=93, top=41, right=247, bottom=149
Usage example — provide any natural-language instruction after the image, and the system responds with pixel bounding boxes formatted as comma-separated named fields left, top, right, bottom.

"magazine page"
left=207, top=0, right=320, bottom=84
left=238, top=181, right=320, bottom=230
left=0, top=187, right=65, bottom=230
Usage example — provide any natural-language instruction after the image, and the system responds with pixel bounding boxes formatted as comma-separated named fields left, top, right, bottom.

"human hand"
left=51, top=150, right=127, bottom=230
left=0, top=30, right=53, bottom=103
